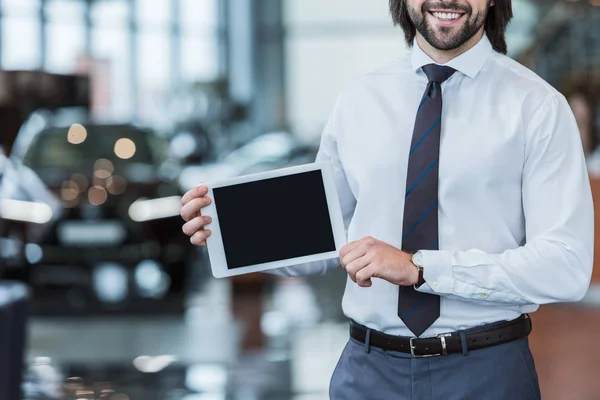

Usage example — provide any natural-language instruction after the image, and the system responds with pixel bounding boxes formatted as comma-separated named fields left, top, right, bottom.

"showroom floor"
left=24, top=277, right=600, bottom=400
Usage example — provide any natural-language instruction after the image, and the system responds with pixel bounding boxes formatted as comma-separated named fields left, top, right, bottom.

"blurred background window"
left=134, top=0, right=221, bottom=127
left=135, top=0, right=170, bottom=27
left=91, top=0, right=128, bottom=28
left=1, top=0, right=40, bottom=15
left=45, top=0, right=86, bottom=73
left=135, top=0, right=171, bottom=126
left=136, top=30, right=171, bottom=125
left=91, top=0, right=132, bottom=121
left=0, top=0, right=42, bottom=70
left=283, top=0, right=406, bottom=141
left=179, top=0, right=220, bottom=83
left=0, top=0, right=222, bottom=125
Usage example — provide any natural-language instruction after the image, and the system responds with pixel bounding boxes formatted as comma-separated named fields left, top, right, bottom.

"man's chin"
left=421, top=35, right=461, bottom=51
left=419, top=26, right=467, bottom=50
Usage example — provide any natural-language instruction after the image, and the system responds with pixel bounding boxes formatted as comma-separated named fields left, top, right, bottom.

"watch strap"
left=416, top=267, right=425, bottom=287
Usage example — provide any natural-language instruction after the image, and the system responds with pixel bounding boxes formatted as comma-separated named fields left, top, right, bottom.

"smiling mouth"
left=428, top=11, right=465, bottom=21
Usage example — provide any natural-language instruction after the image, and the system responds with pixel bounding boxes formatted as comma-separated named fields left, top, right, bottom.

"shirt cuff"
left=417, top=250, right=454, bottom=294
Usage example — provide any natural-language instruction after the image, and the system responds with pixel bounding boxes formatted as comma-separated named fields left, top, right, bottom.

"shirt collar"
left=410, top=34, right=493, bottom=79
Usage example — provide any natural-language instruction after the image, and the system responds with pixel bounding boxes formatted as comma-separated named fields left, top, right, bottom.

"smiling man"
left=180, top=0, right=594, bottom=398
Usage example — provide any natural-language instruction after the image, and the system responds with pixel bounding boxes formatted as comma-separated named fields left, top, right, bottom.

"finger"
left=341, top=246, right=367, bottom=268
left=356, top=265, right=375, bottom=287
left=341, top=236, right=377, bottom=260
left=191, top=229, right=211, bottom=245
left=340, top=240, right=361, bottom=260
left=345, top=256, right=370, bottom=283
left=180, top=197, right=212, bottom=222
left=182, top=216, right=212, bottom=237
left=181, top=185, right=208, bottom=206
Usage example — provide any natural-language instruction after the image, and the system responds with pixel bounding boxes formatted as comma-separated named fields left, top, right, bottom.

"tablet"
left=203, top=162, right=346, bottom=278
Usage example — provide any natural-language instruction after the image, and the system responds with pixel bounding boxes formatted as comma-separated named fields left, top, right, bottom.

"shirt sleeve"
left=267, top=96, right=357, bottom=277
left=415, top=93, right=594, bottom=305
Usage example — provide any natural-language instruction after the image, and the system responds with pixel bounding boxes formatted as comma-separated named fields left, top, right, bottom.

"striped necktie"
left=398, top=64, right=456, bottom=337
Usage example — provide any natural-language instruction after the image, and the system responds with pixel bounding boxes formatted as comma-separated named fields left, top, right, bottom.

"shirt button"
left=480, top=292, right=487, bottom=297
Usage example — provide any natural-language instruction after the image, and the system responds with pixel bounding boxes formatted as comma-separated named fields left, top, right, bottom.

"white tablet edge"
left=202, top=162, right=346, bottom=278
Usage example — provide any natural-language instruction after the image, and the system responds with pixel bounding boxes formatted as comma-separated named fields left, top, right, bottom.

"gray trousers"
left=330, top=335, right=541, bottom=400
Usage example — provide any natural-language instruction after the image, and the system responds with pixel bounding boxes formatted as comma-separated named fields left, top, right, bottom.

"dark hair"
left=389, top=0, right=513, bottom=55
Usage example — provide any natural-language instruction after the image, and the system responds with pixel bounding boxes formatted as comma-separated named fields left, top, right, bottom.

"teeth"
left=432, top=12, right=460, bottom=20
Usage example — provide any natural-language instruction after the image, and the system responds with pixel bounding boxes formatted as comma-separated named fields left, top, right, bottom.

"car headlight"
left=0, top=199, right=53, bottom=224
left=128, top=196, right=182, bottom=222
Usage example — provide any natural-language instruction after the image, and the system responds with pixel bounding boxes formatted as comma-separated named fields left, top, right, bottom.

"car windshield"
left=23, top=126, right=160, bottom=171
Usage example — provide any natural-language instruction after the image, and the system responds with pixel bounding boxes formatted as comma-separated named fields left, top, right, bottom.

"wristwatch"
left=411, top=251, right=426, bottom=288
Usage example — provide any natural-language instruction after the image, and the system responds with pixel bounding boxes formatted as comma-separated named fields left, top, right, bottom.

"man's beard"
left=408, top=1, right=489, bottom=51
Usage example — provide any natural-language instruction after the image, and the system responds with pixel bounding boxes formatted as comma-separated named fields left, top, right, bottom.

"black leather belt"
left=350, top=314, right=532, bottom=357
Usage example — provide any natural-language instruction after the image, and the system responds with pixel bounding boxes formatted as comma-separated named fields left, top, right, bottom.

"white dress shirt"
left=271, top=35, right=594, bottom=338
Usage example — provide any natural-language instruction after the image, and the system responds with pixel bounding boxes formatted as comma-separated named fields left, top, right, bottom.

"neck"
left=416, top=28, right=485, bottom=64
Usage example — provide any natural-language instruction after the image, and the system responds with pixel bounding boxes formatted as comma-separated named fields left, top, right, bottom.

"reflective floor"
left=24, top=268, right=348, bottom=400
left=23, top=272, right=600, bottom=400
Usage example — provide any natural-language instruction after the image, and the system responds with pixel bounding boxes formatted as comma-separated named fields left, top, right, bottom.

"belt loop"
left=458, top=330, right=469, bottom=356
left=364, top=328, right=372, bottom=353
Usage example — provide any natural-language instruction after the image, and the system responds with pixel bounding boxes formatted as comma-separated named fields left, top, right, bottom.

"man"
left=180, top=0, right=594, bottom=398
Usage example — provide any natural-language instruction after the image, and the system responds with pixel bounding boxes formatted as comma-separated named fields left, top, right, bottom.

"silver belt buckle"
left=410, top=333, right=452, bottom=358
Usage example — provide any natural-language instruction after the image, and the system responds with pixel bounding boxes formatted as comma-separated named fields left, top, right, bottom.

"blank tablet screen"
left=212, top=170, right=336, bottom=269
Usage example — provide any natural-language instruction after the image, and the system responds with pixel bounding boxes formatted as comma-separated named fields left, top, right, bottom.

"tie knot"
left=422, top=64, right=456, bottom=84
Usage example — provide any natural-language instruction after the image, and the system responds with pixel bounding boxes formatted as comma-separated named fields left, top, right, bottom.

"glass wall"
left=90, top=0, right=132, bottom=120
left=0, top=0, right=221, bottom=126
left=0, top=0, right=42, bottom=70
left=45, top=0, right=86, bottom=74
left=179, top=0, right=220, bottom=84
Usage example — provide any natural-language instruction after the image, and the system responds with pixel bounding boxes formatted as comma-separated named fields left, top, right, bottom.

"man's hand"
left=340, top=236, right=419, bottom=287
left=180, top=184, right=213, bottom=247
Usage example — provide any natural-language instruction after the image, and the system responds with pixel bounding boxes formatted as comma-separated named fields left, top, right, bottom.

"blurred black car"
left=0, top=118, right=194, bottom=315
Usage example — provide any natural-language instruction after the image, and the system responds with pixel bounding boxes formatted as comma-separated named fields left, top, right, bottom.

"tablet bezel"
left=202, top=162, right=346, bottom=278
